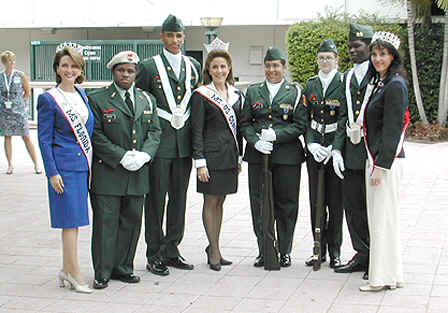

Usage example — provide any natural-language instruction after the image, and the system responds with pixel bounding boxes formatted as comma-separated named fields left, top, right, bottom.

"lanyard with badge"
left=3, top=72, right=14, bottom=109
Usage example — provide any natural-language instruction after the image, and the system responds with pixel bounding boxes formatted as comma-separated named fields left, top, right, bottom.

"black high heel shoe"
left=205, top=246, right=232, bottom=266
left=205, top=247, right=221, bottom=271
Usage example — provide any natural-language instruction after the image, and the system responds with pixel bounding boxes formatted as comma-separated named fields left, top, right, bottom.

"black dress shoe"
left=334, top=257, right=367, bottom=273
left=164, top=256, right=194, bottom=270
left=254, top=255, right=264, bottom=267
left=93, top=279, right=109, bottom=289
left=305, top=255, right=326, bottom=267
left=110, top=273, right=141, bottom=284
left=330, top=257, right=342, bottom=269
left=363, top=271, right=369, bottom=280
left=146, top=258, right=169, bottom=276
left=280, top=254, right=291, bottom=267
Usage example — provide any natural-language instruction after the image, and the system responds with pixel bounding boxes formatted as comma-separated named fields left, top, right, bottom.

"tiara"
left=372, top=31, right=400, bottom=50
left=56, top=42, right=84, bottom=55
left=203, top=37, right=230, bottom=54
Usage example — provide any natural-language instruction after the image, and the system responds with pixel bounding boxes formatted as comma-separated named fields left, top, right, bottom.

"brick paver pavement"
left=0, top=130, right=447, bottom=313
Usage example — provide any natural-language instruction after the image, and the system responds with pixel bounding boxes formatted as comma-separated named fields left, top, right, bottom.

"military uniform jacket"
left=190, top=85, right=243, bottom=170
left=303, top=72, right=345, bottom=150
left=88, top=84, right=161, bottom=196
left=335, top=69, right=371, bottom=170
left=136, top=54, right=202, bottom=158
left=364, top=74, right=409, bottom=170
left=241, top=80, right=307, bottom=165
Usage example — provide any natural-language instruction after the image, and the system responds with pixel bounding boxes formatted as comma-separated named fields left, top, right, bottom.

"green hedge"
left=286, top=18, right=443, bottom=123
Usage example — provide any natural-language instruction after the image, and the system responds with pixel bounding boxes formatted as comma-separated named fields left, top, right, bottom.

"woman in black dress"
left=190, top=49, right=243, bottom=271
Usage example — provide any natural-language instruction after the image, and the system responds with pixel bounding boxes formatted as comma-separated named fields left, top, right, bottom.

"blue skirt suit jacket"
left=37, top=86, right=94, bottom=228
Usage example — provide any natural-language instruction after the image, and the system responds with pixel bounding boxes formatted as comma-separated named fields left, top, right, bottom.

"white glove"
left=332, top=149, right=345, bottom=179
left=260, top=128, right=276, bottom=142
left=323, top=145, right=333, bottom=165
left=254, top=140, right=273, bottom=154
left=120, top=151, right=137, bottom=170
left=133, top=151, right=151, bottom=171
left=307, top=143, right=328, bottom=163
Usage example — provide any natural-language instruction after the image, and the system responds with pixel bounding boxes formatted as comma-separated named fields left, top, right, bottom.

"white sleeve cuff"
left=374, top=165, right=389, bottom=172
left=238, top=156, right=243, bottom=165
left=194, top=158, right=207, bottom=168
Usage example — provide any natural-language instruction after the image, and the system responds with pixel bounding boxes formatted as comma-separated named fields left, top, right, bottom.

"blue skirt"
left=48, top=170, right=89, bottom=228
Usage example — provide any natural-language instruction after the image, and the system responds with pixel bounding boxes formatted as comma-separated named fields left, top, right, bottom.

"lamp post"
left=200, top=17, right=223, bottom=44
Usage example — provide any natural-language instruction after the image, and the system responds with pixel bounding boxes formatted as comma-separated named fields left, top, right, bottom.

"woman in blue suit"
left=38, top=47, right=93, bottom=294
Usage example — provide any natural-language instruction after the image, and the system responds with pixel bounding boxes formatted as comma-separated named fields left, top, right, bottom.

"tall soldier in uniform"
left=334, top=24, right=374, bottom=279
left=241, top=47, right=307, bottom=268
left=136, top=14, right=202, bottom=276
left=89, top=51, right=161, bottom=289
left=303, top=39, right=344, bottom=269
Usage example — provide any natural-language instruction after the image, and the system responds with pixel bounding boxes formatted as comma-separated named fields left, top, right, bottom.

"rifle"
left=313, top=125, right=327, bottom=271
left=261, top=154, right=280, bottom=271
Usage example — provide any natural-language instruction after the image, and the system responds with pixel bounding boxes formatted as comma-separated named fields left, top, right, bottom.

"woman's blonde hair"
left=53, top=47, right=86, bottom=84
left=1, top=50, right=16, bottom=64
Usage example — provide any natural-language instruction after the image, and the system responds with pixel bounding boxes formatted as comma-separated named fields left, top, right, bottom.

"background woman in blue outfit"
left=190, top=48, right=243, bottom=271
left=38, top=47, right=93, bottom=294
left=360, top=31, right=409, bottom=292
left=0, top=50, right=41, bottom=174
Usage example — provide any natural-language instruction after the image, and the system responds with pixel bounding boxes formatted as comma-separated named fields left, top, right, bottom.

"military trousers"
left=343, top=168, right=370, bottom=266
left=145, top=157, right=192, bottom=261
left=248, top=162, right=301, bottom=256
left=306, top=156, right=343, bottom=259
left=91, top=194, right=144, bottom=281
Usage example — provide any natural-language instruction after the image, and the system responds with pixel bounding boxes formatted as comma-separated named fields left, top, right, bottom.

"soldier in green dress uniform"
left=89, top=51, right=161, bottom=289
left=303, top=39, right=345, bottom=269
left=334, top=24, right=374, bottom=279
left=136, top=14, right=202, bottom=276
left=241, top=47, right=307, bottom=268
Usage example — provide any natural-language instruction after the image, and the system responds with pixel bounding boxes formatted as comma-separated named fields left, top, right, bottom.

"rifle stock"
left=262, top=154, right=280, bottom=271
left=313, top=164, right=326, bottom=271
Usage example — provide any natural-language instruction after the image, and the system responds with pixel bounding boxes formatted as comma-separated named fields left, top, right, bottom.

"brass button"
left=320, top=119, right=324, bottom=122
left=132, top=129, right=136, bottom=134
left=357, top=91, right=361, bottom=95
left=321, top=101, right=325, bottom=104
left=177, top=86, right=181, bottom=91
left=132, top=148, right=136, bottom=151
left=177, top=95, right=182, bottom=100
left=158, top=85, right=162, bottom=89
left=77, top=152, right=81, bottom=156
left=269, top=123, right=273, bottom=127
left=356, top=100, right=361, bottom=105
left=320, top=110, right=324, bottom=114
left=132, top=139, right=137, bottom=144
left=268, top=114, right=272, bottom=119
left=98, top=159, right=103, bottom=164
left=167, top=66, right=172, bottom=70
left=268, top=106, right=272, bottom=110
left=355, top=110, right=360, bottom=115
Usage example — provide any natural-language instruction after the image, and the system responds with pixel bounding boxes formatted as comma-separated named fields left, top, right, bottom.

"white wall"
left=0, top=25, right=290, bottom=84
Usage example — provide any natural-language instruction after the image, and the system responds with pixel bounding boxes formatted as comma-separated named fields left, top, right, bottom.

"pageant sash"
left=47, top=88, right=92, bottom=172
left=153, top=54, right=194, bottom=129
left=195, top=84, right=239, bottom=152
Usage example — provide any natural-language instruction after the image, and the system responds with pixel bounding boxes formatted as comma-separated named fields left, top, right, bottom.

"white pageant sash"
left=345, top=68, right=374, bottom=144
left=195, top=84, right=239, bottom=152
left=153, top=54, right=194, bottom=129
left=47, top=88, right=92, bottom=172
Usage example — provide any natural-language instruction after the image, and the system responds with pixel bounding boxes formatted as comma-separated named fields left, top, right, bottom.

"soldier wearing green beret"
left=89, top=51, right=161, bottom=289
left=136, top=14, right=202, bottom=276
left=241, top=47, right=307, bottom=268
left=302, top=39, right=344, bottom=269
left=334, top=24, right=374, bottom=278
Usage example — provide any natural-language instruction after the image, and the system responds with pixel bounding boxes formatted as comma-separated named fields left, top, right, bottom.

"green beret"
left=264, top=47, right=286, bottom=62
left=162, top=14, right=184, bottom=32
left=349, top=23, right=374, bottom=41
left=318, top=39, right=338, bottom=54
